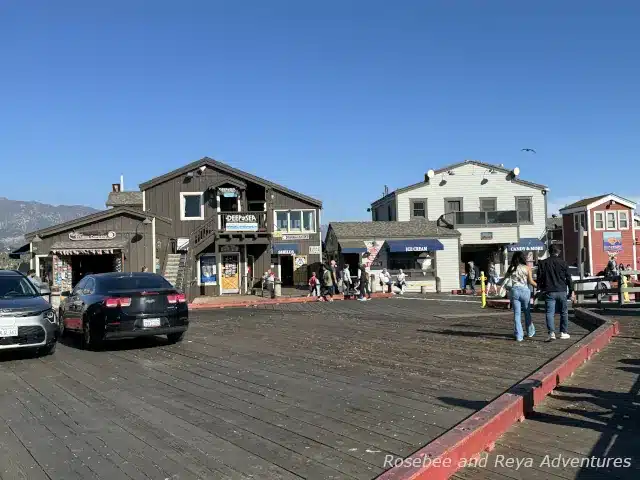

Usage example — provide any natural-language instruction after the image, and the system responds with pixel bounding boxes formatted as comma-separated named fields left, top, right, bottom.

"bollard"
left=621, top=274, right=630, bottom=304
left=480, top=270, right=487, bottom=308
left=420, top=285, right=427, bottom=294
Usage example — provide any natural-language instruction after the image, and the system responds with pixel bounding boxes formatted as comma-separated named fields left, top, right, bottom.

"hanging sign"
left=69, top=231, right=116, bottom=241
left=218, top=187, right=238, bottom=198
left=225, top=214, right=258, bottom=231
left=282, top=234, right=309, bottom=240
left=309, top=245, right=321, bottom=255
left=219, top=245, right=239, bottom=252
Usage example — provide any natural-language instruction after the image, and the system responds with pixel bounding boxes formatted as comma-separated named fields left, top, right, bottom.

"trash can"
left=460, top=274, right=467, bottom=289
left=274, top=282, right=282, bottom=297
left=420, top=285, right=427, bottom=294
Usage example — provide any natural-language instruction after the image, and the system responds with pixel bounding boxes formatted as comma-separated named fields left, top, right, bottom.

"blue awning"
left=386, top=239, right=444, bottom=253
left=272, top=243, right=298, bottom=255
left=507, top=238, right=546, bottom=252
left=338, top=240, right=367, bottom=254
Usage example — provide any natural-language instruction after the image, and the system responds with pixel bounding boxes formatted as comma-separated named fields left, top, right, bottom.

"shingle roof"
left=329, top=220, right=460, bottom=239
left=106, top=191, right=143, bottom=207
left=559, top=195, right=608, bottom=211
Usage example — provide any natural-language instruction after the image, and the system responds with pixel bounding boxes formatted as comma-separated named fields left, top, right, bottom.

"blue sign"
left=200, top=254, right=217, bottom=285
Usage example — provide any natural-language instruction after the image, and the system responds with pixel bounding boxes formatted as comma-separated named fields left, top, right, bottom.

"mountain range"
left=0, top=197, right=100, bottom=251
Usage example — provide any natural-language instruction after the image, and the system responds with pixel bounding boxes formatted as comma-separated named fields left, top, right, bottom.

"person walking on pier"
left=504, top=251, right=537, bottom=342
left=537, top=244, right=574, bottom=341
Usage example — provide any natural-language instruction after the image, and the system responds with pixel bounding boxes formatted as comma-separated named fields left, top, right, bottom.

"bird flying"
left=521, top=148, right=536, bottom=153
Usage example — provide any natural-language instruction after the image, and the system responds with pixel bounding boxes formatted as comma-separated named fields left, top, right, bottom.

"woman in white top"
left=505, top=251, right=537, bottom=341
left=396, top=269, right=407, bottom=294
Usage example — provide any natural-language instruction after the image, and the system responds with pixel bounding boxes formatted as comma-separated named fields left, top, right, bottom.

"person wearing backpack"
left=465, top=261, right=478, bottom=294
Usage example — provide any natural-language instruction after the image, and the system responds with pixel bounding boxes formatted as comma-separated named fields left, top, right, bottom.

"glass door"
left=221, top=253, right=240, bottom=294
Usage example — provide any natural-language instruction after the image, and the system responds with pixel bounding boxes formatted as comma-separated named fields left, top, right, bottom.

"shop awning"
left=386, top=239, right=444, bottom=252
left=338, top=240, right=367, bottom=254
left=50, top=239, right=127, bottom=255
left=507, top=238, right=546, bottom=252
left=9, top=243, right=30, bottom=259
left=272, top=243, right=298, bottom=255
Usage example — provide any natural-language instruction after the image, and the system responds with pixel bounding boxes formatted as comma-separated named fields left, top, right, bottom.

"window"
left=0, top=275, right=38, bottom=297
left=573, top=213, right=586, bottom=232
left=618, top=211, right=629, bottom=229
left=480, top=198, right=497, bottom=212
left=273, top=210, right=316, bottom=233
left=411, top=199, right=427, bottom=218
left=303, top=211, right=315, bottom=231
left=180, top=192, right=204, bottom=220
left=98, top=275, right=173, bottom=292
left=593, top=211, right=604, bottom=230
left=82, top=278, right=95, bottom=295
left=516, top=197, right=532, bottom=223
left=445, top=199, right=462, bottom=213
left=606, top=211, right=617, bottom=230
left=388, top=251, right=435, bottom=273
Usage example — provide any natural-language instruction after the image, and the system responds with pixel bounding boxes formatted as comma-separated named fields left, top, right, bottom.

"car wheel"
left=39, top=342, right=56, bottom=356
left=82, top=320, right=100, bottom=350
left=596, top=282, right=607, bottom=300
left=167, top=332, right=186, bottom=344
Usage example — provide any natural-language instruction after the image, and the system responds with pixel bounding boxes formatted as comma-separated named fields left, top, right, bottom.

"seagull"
left=521, top=148, right=536, bottom=153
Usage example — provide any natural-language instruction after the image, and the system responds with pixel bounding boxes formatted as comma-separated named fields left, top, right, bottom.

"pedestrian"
left=330, top=260, right=339, bottom=296
left=503, top=251, right=537, bottom=342
left=537, top=244, right=574, bottom=341
left=358, top=263, right=371, bottom=301
left=27, top=269, right=42, bottom=289
left=465, top=261, right=478, bottom=294
left=487, top=260, right=499, bottom=296
left=379, top=268, right=393, bottom=293
left=322, top=264, right=334, bottom=302
left=395, top=269, right=407, bottom=294
left=308, top=272, right=319, bottom=297
left=141, top=266, right=148, bottom=272
left=342, top=264, right=352, bottom=297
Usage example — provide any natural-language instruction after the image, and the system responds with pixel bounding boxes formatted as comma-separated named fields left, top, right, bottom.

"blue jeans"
left=511, top=286, right=534, bottom=340
left=545, top=292, right=569, bottom=334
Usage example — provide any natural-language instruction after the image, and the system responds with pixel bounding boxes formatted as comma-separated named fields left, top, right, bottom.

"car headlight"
left=43, top=309, right=56, bottom=324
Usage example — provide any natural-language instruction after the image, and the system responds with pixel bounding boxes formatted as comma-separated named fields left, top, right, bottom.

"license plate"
left=0, top=326, right=19, bottom=337
left=143, top=318, right=161, bottom=328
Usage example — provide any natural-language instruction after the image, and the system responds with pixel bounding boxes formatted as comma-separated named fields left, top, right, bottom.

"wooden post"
left=578, top=224, right=585, bottom=279
left=214, top=241, right=221, bottom=297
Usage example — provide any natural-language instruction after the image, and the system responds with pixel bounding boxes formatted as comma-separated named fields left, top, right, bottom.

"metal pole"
left=480, top=270, right=487, bottom=308
left=578, top=224, right=585, bottom=279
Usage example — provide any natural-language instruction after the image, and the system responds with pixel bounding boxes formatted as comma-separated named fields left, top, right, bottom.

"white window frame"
left=593, top=211, right=604, bottom=231
left=573, top=212, right=585, bottom=232
left=618, top=210, right=629, bottom=230
left=605, top=211, right=617, bottom=230
left=273, top=209, right=316, bottom=233
left=180, top=192, right=205, bottom=221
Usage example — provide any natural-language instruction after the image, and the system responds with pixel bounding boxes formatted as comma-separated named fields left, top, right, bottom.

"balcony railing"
left=219, top=211, right=268, bottom=232
left=442, top=210, right=520, bottom=226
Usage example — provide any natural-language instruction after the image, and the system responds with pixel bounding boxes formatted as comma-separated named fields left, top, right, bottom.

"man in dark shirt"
left=537, top=245, right=575, bottom=341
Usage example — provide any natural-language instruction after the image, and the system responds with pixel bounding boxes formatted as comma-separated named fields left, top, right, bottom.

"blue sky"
left=1, top=0, right=639, bottom=220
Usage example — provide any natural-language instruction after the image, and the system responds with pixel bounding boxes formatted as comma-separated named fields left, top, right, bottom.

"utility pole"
left=578, top=223, right=585, bottom=279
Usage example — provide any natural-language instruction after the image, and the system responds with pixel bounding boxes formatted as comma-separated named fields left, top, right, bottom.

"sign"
left=294, top=255, right=307, bottom=268
left=218, top=187, right=238, bottom=198
left=278, top=249, right=295, bottom=255
left=481, top=232, right=493, bottom=240
left=219, top=245, right=239, bottom=252
left=405, top=246, right=430, bottom=252
left=200, top=254, right=217, bottom=285
left=225, top=214, right=258, bottom=232
left=69, top=231, right=116, bottom=241
left=309, top=245, right=321, bottom=255
left=282, top=234, right=310, bottom=240
left=363, top=240, right=384, bottom=271
left=603, top=232, right=623, bottom=252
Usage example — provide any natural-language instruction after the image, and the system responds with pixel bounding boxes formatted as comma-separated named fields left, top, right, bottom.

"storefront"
left=324, top=221, right=462, bottom=292
left=20, top=207, right=171, bottom=292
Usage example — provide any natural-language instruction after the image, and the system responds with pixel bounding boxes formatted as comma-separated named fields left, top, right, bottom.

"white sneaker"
left=546, top=332, right=556, bottom=342
left=559, top=332, right=570, bottom=339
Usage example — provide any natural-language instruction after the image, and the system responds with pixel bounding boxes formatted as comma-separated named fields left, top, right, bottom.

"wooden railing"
left=572, top=270, right=640, bottom=306
left=441, top=210, right=519, bottom=227
left=191, top=216, right=218, bottom=249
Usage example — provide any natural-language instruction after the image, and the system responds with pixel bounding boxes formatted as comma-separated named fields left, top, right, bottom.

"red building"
left=559, top=194, right=637, bottom=275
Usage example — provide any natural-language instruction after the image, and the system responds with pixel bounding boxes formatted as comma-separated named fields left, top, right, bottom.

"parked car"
left=567, top=266, right=611, bottom=297
left=0, top=270, right=59, bottom=356
left=59, top=272, right=189, bottom=349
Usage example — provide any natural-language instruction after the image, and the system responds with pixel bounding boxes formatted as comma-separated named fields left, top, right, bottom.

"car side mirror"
left=61, top=290, right=71, bottom=297
left=40, top=285, right=51, bottom=295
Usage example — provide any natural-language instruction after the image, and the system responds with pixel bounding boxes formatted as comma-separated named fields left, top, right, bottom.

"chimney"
left=120, top=174, right=124, bottom=191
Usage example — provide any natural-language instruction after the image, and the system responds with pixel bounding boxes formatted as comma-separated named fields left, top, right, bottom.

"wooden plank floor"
left=0, top=297, right=590, bottom=480
left=454, top=311, right=640, bottom=480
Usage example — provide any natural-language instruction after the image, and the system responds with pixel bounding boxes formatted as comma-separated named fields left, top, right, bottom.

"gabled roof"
left=328, top=220, right=460, bottom=239
left=106, top=191, right=143, bottom=207
left=371, top=159, right=548, bottom=207
left=139, top=157, right=322, bottom=207
left=559, top=193, right=637, bottom=213
left=24, top=206, right=171, bottom=240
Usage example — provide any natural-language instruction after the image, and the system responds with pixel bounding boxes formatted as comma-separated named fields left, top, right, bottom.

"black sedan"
left=60, top=272, right=189, bottom=349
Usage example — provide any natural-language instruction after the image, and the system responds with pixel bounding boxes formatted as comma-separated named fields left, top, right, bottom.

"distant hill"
left=0, top=197, right=99, bottom=250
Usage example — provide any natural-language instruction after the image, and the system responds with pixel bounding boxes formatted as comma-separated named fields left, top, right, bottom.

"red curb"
left=189, top=292, right=395, bottom=310
left=376, top=308, right=618, bottom=480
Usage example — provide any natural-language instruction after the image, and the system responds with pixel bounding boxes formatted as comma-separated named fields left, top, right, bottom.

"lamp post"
left=128, top=218, right=152, bottom=272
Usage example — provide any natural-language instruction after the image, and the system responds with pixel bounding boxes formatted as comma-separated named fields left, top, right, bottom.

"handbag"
left=498, top=276, right=513, bottom=298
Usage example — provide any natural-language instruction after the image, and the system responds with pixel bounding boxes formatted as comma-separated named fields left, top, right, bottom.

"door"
left=221, top=253, right=240, bottom=294
left=63, top=277, right=89, bottom=331
left=280, top=255, right=294, bottom=287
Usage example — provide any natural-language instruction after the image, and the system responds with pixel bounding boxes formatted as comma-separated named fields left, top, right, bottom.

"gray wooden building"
left=18, top=157, right=322, bottom=300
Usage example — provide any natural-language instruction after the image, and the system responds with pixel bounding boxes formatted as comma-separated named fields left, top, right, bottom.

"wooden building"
left=559, top=194, right=637, bottom=274
left=17, top=157, right=322, bottom=299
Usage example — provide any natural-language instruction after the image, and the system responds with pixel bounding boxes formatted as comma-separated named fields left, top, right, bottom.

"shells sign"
left=603, top=232, right=623, bottom=252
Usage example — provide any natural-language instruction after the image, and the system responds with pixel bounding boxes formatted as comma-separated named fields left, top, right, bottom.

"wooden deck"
left=0, top=297, right=591, bottom=480
left=454, top=310, right=640, bottom=480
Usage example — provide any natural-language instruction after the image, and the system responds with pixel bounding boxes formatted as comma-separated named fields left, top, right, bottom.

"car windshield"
left=99, top=275, right=173, bottom=292
left=0, top=275, right=39, bottom=298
